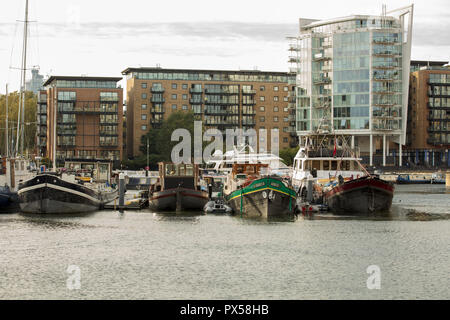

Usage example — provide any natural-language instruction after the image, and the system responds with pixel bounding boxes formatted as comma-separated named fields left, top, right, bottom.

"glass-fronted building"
left=288, top=5, right=413, bottom=166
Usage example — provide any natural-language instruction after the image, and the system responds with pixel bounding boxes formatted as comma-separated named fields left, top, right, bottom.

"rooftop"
left=121, top=67, right=290, bottom=76
left=43, top=76, right=122, bottom=87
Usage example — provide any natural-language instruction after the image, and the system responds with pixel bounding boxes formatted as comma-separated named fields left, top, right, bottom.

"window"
left=283, top=86, right=288, bottom=91
left=284, top=97, right=288, bottom=102
left=284, top=117, right=289, bottom=122
left=260, top=106, right=265, bottom=112
left=284, top=107, right=288, bottom=112
left=141, top=93, right=147, bottom=99
left=182, top=94, right=188, bottom=100
left=141, top=83, right=147, bottom=89
left=172, top=83, right=177, bottom=89
left=260, top=116, right=265, bottom=122
left=141, top=114, right=147, bottom=120
left=274, top=116, right=279, bottom=122
left=260, top=86, right=265, bottom=91
left=283, top=127, right=289, bottom=132
left=274, top=96, right=279, bottom=102
left=141, top=125, right=147, bottom=130
left=171, top=94, right=177, bottom=99
left=274, top=86, right=279, bottom=91
left=141, top=104, right=147, bottom=110
left=182, top=84, right=188, bottom=89
left=274, top=106, right=279, bottom=112
left=182, top=105, right=188, bottom=110
left=100, top=92, right=118, bottom=101
left=283, top=137, right=288, bottom=143
left=260, top=96, right=265, bottom=101
left=172, top=104, right=177, bottom=110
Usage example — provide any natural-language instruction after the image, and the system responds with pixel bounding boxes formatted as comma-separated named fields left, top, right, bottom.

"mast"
left=16, top=0, right=29, bottom=157
left=5, top=84, right=9, bottom=158
left=52, top=86, right=56, bottom=171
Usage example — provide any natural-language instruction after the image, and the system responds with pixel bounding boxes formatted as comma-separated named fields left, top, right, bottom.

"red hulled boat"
left=323, top=175, right=395, bottom=214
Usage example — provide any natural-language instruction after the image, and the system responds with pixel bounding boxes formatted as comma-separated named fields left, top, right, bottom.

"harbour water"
left=0, top=184, right=449, bottom=299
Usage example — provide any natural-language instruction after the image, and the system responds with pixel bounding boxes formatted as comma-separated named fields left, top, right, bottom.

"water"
left=0, top=185, right=449, bottom=299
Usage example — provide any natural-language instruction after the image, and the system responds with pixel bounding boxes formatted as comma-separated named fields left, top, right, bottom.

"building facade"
left=406, top=65, right=450, bottom=167
left=25, top=67, right=45, bottom=94
left=288, top=5, right=413, bottom=166
left=122, top=68, right=297, bottom=159
left=39, top=76, right=123, bottom=167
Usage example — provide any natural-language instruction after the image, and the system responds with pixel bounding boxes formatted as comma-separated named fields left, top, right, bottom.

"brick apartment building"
left=122, top=67, right=297, bottom=159
left=37, top=76, right=124, bottom=168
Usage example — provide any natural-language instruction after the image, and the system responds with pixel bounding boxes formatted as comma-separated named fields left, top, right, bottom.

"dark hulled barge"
left=149, top=162, right=209, bottom=212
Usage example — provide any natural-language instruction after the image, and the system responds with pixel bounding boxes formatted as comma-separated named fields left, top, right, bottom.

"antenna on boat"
left=5, top=84, right=9, bottom=158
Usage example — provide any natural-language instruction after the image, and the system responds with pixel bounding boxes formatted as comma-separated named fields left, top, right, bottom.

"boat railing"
left=305, top=147, right=360, bottom=158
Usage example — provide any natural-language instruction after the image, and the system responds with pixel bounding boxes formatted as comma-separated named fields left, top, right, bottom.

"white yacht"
left=291, top=142, right=365, bottom=197
left=204, top=145, right=292, bottom=177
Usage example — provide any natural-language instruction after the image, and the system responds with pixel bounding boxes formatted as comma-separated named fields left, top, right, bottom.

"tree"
left=279, top=146, right=300, bottom=166
left=135, top=111, right=199, bottom=169
left=0, top=91, right=37, bottom=156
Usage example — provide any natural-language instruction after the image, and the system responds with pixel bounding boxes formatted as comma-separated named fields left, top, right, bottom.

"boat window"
left=185, top=164, right=194, bottom=176
left=305, top=161, right=311, bottom=170
left=331, top=161, right=337, bottom=170
left=236, top=174, right=247, bottom=180
left=179, top=165, right=186, bottom=176
left=323, top=161, right=329, bottom=170
left=270, top=181, right=281, bottom=188
left=166, top=164, right=178, bottom=176
left=252, top=182, right=265, bottom=188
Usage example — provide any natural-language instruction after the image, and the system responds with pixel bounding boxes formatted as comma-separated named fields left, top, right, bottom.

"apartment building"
left=406, top=64, right=450, bottom=167
left=288, top=5, right=414, bottom=166
left=39, top=76, right=123, bottom=168
left=122, top=68, right=297, bottom=158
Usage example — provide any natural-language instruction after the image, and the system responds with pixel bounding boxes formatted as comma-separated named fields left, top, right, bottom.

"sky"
left=0, top=0, right=449, bottom=94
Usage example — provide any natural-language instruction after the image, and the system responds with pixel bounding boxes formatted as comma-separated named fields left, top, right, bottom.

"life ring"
left=262, top=191, right=267, bottom=198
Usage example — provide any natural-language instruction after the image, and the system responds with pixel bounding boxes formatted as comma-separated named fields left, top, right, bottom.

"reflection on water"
left=0, top=184, right=449, bottom=299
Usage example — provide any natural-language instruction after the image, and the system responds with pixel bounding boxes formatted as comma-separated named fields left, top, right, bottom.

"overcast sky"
left=0, top=0, right=449, bottom=93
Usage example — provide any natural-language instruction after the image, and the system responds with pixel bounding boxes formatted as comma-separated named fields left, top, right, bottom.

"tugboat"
left=323, top=175, right=395, bottom=214
left=148, top=162, right=209, bottom=211
left=224, top=163, right=297, bottom=219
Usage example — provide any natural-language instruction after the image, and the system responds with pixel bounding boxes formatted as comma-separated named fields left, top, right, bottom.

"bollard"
left=119, top=173, right=125, bottom=209
left=307, top=179, right=313, bottom=203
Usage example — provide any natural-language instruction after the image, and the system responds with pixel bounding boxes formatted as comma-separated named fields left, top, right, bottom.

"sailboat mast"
left=16, top=0, right=29, bottom=157
left=53, top=86, right=56, bottom=171
left=5, top=84, right=9, bottom=158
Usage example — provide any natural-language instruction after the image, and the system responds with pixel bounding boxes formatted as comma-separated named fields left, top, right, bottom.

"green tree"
left=279, top=146, right=300, bottom=166
left=134, top=111, right=200, bottom=169
left=0, top=91, right=37, bottom=157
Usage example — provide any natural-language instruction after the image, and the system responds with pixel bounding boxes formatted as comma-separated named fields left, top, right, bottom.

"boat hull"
left=18, top=174, right=117, bottom=214
left=226, top=178, right=297, bottom=220
left=324, top=176, right=394, bottom=214
left=149, top=187, right=209, bottom=211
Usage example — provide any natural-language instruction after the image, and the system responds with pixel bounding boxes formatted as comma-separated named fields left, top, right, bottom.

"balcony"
left=242, top=121, right=256, bottom=126
left=151, top=97, right=165, bottom=103
left=189, top=88, right=203, bottom=94
left=373, top=38, right=399, bottom=45
left=242, top=110, right=256, bottom=115
left=427, top=138, right=450, bottom=146
left=189, top=99, right=203, bottom=104
left=242, top=89, right=256, bottom=95
left=427, top=80, right=450, bottom=86
left=151, top=108, right=164, bottom=114
left=313, top=77, right=331, bottom=85
left=71, top=106, right=117, bottom=114
left=150, top=118, right=163, bottom=124
left=151, top=87, right=164, bottom=93
left=242, top=99, right=256, bottom=105
left=100, top=132, right=119, bottom=136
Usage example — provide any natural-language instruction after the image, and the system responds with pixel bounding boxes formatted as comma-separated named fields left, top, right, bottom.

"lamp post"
left=146, top=137, right=149, bottom=177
